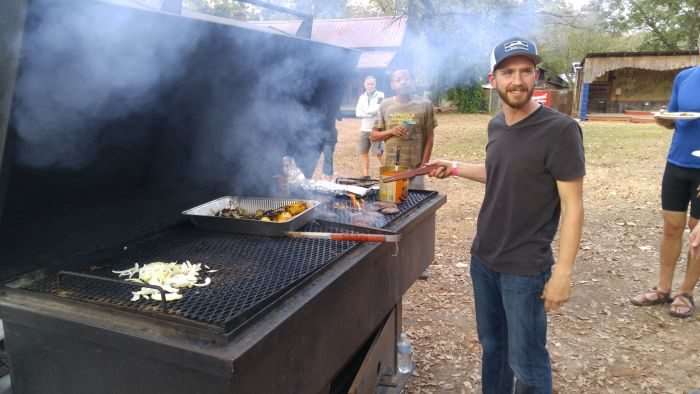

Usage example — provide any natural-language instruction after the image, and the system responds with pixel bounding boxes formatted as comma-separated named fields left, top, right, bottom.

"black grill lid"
left=0, top=0, right=358, bottom=280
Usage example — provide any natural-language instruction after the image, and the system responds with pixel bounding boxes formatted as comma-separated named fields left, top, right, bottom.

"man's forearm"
left=370, top=129, right=392, bottom=142
left=453, top=162, right=487, bottom=184
left=421, top=133, right=434, bottom=165
left=556, top=196, right=584, bottom=275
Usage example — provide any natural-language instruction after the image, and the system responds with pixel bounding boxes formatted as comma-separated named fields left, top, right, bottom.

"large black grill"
left=17, top=191, right=436, bottom=335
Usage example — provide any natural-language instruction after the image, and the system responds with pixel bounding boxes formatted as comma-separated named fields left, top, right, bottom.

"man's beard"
left=496, top=85, right=534, bottom=109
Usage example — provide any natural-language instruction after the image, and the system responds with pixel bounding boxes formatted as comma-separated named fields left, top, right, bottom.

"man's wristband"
left=449, top=162, right=459, bottom=177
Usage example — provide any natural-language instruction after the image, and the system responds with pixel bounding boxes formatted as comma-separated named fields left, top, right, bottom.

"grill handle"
left=57, top=271, right=169, bottom=311
left=286, top=232, right=400, bottom=243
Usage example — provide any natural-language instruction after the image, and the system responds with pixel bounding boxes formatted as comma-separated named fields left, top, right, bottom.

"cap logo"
left=504, top=40, right=529, bottom=52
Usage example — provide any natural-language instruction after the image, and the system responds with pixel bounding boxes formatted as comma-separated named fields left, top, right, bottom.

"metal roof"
left=584, top=50, right=698, bottom=60
left=357, top=50, right=397, bottom=69
left=581, top=51, right=699, bottom=83
left=249, top=16, right=407, bottom=49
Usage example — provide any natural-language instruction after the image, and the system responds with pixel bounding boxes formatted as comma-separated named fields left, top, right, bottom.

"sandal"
left=630, top=287, right=672, bottom=306
left=669, top=293, right=695, bottom=318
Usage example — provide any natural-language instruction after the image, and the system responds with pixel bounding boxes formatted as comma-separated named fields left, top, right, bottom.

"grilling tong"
left=286, top=222, right=401, bottom=255
left=335, top=164, right=440, bottom=187
left=380, top=163, right=440, bottom=183
left=286, top=231, right=399, bottom=243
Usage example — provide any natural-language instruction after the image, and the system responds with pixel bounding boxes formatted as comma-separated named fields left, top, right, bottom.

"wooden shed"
left=574, top=51, right=699, bottom=120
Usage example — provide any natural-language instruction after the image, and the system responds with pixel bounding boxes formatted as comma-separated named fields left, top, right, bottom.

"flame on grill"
left=347, top=193, right=364, bottom=210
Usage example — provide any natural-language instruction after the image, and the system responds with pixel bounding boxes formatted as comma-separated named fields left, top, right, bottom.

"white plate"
left=653, top=112, right=700, bottom=120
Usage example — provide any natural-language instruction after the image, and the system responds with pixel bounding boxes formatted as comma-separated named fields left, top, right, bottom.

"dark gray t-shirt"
left=471, top=105, right=585, bottom=275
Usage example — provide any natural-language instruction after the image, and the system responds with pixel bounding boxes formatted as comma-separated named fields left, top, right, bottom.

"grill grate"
left=18, top=191, right=436, bottom=334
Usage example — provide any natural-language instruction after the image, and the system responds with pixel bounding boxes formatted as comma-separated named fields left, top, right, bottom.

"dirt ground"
left=323, top=114, right=700, bottom=394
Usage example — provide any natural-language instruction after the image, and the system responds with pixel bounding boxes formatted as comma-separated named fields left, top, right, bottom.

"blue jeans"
left=470, top=255, right=552, bottom=394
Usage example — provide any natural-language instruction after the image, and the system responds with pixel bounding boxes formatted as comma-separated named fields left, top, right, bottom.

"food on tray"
left=112, top=261, right=215, bottom=302
left=215, top=201, right=308, bottom=222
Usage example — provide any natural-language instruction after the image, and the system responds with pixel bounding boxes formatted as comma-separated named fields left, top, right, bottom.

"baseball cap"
left=490, top=37, right=542, bottom=73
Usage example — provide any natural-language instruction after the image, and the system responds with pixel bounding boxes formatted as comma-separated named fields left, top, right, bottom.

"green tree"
left=184, top=0, right=258, bottom=18
left=446, top=84, right=487, bottom=113
left=595, top=0, right=700, bottom=50
left=534, top=1, right=645, bottom=77
left=297, top=0, right=347, bottom=18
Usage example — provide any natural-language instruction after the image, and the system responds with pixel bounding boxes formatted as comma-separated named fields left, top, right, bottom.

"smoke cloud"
left=401, top=2, right=542, bottom=90
left=10, top=0, right=354, bottom=197
left=13, top=0, right=204, bottom=169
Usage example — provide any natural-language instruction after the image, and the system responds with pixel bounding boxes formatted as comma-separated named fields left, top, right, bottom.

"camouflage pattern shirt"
left=374, top=96, right=437, bottom=169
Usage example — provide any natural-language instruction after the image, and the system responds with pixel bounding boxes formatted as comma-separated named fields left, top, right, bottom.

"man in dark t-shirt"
left=429, top=38, right=585, bottom=393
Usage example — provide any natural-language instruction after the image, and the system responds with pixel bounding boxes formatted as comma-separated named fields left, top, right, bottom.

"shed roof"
left=581, top=50, right=699, bottom=83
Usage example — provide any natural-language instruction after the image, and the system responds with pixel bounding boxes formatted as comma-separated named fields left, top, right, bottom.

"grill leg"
left=348, top=309, right=397, bottom=394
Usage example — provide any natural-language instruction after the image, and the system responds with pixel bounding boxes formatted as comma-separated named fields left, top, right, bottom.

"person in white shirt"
left=355, top=75, right=385, bottom=177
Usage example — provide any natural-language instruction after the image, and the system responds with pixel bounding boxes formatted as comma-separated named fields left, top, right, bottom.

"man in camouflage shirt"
left=371, top=69, right=436, bottom=189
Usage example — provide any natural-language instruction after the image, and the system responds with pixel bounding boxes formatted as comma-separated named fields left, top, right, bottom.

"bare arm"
left=421, top=127, right=435, bottom=166
left=542, top=177, right=584, bottom=312
left=426, top=159, right=486, bottom=184
left=371, top=126, right=407, bottom=142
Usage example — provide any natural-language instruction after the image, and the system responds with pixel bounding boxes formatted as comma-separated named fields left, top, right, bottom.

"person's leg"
left=470, top=255, right=514, bottom=394
left=659, top=210, right=687, bottom=291
left=501, top=269, right=552, bottom=394
left=322, top=143, right=335, bottom=177
left=373, top=141, right=384, bottom=168
left=634, top=163, right=690, bottom=305
left=667, top=170, right=700, bottom=316
left=358, top=132, right=371, bottom=177
left=360, top=154, right=370, bottom=177
left=670, top=213, right=700, bottom=317
left=679, top=188, right=700, bottom=295
left=680, top=216, right=700, bottom=294
left=659, top=163, right=694, bottom=291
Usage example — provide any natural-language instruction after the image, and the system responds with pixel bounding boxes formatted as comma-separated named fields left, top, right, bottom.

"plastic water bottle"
left=396, top=332, right=415, bottom=374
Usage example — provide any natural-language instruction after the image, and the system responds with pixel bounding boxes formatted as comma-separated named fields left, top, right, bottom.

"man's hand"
left=691, top=226, right=700, bottom=259
left=541, top=269, right=572, bottom=312
left=655, top=118, right=675, bottom=129
left=389, top=125, right=408, bottom=138
left=426, top=159, right=452, bottom=178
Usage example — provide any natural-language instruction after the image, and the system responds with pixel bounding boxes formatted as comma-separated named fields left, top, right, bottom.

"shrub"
left=446, top=85, right=487, bottom=113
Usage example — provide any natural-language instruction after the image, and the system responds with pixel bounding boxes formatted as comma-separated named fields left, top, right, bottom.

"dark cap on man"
left=490, top=37, right=542, bottom=73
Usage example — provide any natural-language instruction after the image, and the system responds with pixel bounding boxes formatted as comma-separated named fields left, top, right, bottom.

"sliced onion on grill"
left=113, top=260, right=212, bottom=302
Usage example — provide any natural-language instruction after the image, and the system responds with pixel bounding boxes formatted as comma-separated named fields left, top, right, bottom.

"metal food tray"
left=182, top=196, right=320, bottom=236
